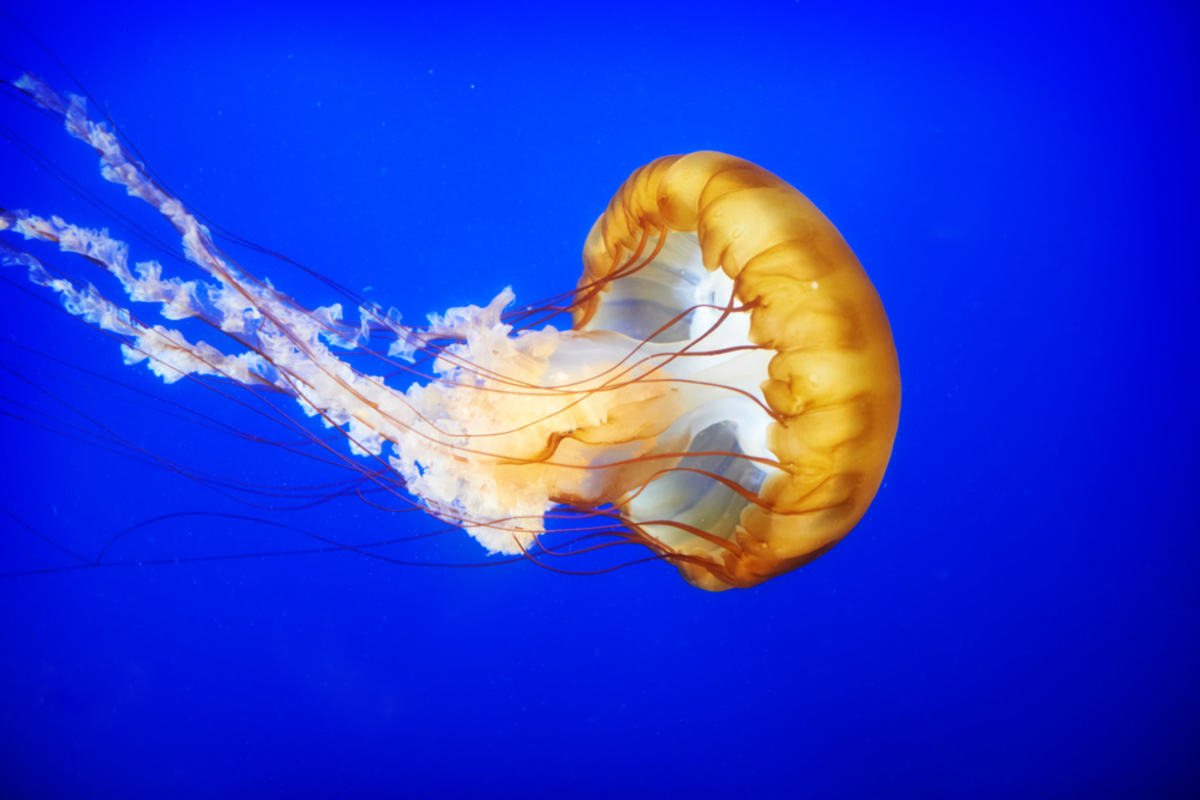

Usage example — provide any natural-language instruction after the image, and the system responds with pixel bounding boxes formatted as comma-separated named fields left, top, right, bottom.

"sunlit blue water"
left=1, top=1, right=1197, bottom=797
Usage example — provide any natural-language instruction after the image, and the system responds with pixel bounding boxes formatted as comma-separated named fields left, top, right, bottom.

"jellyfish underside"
left=3, top=74, right=900, bottom=590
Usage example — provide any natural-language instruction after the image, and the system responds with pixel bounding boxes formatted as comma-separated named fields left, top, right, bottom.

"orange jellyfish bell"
left=572, top=152, right=901, bottom=591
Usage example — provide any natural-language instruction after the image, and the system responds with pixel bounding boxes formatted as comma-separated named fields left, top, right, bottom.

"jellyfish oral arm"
left=2, top=74, right=668, bottom=557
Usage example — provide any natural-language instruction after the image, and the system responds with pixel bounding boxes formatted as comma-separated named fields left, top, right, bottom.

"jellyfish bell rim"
left=576, top=151, right=901, bottom=592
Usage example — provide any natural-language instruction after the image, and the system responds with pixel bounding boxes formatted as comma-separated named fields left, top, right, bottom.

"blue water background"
left=1, top=1, right=1197, bottom=797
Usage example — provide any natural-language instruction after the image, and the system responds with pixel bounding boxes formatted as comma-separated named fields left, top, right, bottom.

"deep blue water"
left=1, top=1, right=1197, bottom=797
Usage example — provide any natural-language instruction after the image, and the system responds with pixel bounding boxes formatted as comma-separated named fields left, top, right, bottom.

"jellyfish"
left=1, top=73, right=900, bottom=591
